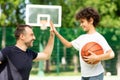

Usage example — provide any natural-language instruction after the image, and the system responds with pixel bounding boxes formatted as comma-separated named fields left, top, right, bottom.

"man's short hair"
left=14, top=24, right=32, bottom=40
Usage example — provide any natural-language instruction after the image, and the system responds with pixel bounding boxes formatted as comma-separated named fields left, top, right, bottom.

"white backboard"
left=25, top=4, right=62, bottom=27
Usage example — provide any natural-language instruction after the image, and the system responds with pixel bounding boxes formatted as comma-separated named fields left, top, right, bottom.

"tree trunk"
left=117, top=50, right=120, bottom=76
left=43, top=37, right=50, bottom=72
left=45, top=60, right=50, bottom=72
left=1, top=27, right=6, bottom=49
left=61, top=46, right=67, bottom=70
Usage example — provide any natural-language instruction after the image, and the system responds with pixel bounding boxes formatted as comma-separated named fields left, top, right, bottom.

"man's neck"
left=15, top=42, right=27, bottom=51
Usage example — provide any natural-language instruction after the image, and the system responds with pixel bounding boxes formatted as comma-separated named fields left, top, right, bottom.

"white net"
left=40, top=20, right=48, bottom=30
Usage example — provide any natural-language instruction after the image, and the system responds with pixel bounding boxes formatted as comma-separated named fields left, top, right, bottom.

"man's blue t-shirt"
left=0, top=46, right=37, bottom=80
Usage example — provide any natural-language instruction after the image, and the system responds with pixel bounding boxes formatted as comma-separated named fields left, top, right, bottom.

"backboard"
left=25, top=4, right=62, bottom=28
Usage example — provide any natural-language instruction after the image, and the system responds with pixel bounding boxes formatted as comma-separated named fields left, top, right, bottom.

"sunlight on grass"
left=45, top=71, right=81, bottom=76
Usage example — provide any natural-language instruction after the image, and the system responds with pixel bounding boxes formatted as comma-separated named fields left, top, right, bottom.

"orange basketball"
left=81, top=42, right=104, bottom=64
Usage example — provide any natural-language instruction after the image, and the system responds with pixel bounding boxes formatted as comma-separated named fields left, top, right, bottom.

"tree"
left=0, top=0, right=25, bottom=48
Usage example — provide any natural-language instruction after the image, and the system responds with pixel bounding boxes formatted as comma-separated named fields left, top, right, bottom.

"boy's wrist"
left=54, top=30, right=59, bottom=35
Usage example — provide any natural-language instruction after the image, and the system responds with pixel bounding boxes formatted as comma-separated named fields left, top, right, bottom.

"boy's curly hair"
left=75, top=7, right=100, bottom=27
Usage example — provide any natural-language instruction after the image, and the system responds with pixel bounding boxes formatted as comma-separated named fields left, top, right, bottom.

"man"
left=0, top=24, right=54, bottom=80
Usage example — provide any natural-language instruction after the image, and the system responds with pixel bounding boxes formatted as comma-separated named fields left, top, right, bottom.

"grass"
left=30, top=64, right=120, bottom=80
left=30, top=64, right=81, bottom=76
left=45, top=71, right=81, bottom=76
left=31, top=68, right=81, bottom=76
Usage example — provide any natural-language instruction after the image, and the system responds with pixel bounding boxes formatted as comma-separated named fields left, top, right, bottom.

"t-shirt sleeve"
left=98, top=35, right=111, bottom=53
left=0, top=51, right=4, bottom=61
left=71, top=38, right=80, bottom=51
left=0, top=47, right=10, bottom=62
left=27, top=50, right=38, bottom=60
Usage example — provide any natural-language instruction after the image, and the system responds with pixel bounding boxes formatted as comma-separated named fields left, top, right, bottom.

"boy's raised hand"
left=50, top=21, right=57, bottom=33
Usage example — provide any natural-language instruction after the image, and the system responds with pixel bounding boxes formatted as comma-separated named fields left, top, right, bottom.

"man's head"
left=14, top=24, right=36, bottom=47
left=75, top=7, right=100, bottom=27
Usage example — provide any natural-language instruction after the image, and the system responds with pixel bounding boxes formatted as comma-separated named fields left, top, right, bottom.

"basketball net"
left=40, top=20, right=48, bottom=30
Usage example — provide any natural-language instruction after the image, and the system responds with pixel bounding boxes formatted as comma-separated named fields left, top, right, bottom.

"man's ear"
left=19, top=33, right=25, bottom=40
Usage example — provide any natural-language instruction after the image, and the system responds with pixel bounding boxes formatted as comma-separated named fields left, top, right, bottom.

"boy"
left=50, top=7, right=115, bottom=80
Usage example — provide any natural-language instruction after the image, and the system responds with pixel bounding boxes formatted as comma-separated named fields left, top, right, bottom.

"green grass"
left=31, top=64, right=81, bottom=76
left=45, top=71, right=81, bottom=76
left=31, top=69, right=81, bottom=76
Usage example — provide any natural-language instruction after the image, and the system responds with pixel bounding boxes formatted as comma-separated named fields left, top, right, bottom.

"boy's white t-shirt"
left=71, top=32, right=111, bottom=77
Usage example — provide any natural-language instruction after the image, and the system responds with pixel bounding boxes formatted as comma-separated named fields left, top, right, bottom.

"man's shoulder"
left=26, top=49, right=37, bottom=54
left=1, top=46, right=14, bottom=53
left=2, top=46, right=14, bottom=49
left=26, top=49, right=38, bottom=59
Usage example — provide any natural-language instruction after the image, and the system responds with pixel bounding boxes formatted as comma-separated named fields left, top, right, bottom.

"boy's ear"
left=89, top=17, right=94, bottom=24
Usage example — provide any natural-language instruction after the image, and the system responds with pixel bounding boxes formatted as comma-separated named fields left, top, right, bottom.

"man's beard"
left=25, top=40, right=33, bottom=47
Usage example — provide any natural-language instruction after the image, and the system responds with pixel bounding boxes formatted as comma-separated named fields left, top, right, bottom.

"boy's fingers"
left=88, top=51, right=95, bottom=55
left=50, top=21, right=54, bottom=28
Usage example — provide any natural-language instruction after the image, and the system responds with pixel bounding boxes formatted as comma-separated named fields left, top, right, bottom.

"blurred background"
left=0, top=0, right=120, bottom=77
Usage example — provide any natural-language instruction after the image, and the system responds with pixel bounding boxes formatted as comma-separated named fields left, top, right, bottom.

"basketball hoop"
left=40, top=20, right=48, bottom=30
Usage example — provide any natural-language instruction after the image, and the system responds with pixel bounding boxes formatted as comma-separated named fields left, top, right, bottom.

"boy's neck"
left=87, top=26, right=96, bottom=34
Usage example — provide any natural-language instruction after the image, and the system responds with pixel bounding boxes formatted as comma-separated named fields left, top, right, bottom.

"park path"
left=30, top=75, right=120, bottom=80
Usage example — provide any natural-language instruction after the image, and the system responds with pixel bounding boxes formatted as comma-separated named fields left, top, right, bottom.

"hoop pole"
left=56, top=28, right=60, bottom=75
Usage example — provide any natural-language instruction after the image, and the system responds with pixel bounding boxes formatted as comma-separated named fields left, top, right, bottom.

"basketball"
left=81, top=42, right=104, bottom=64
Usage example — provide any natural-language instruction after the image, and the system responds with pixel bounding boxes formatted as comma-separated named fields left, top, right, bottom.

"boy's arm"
left=50, top=21, right=72, bottom=48
left=84, top=49, right=115, bottom=64
left=96, top=49, right=114, bottom=61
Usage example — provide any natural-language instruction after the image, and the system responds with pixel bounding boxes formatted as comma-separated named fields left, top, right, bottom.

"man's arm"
left=33, top=31, right=55, bottom=61
left=50, top=21, right=72, bottom=48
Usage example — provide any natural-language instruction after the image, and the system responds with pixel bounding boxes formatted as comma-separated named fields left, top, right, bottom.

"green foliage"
left=74, top=0, right=120, bottom=28
left=1, top=0, right=120, bottom=75
left=6, top=27, right=16, bottom=46
left=0, top=0, right=23, bottom=26
left=0, top=0, right=120, bottom=28
left=0, top=14, right=6, bottom=26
